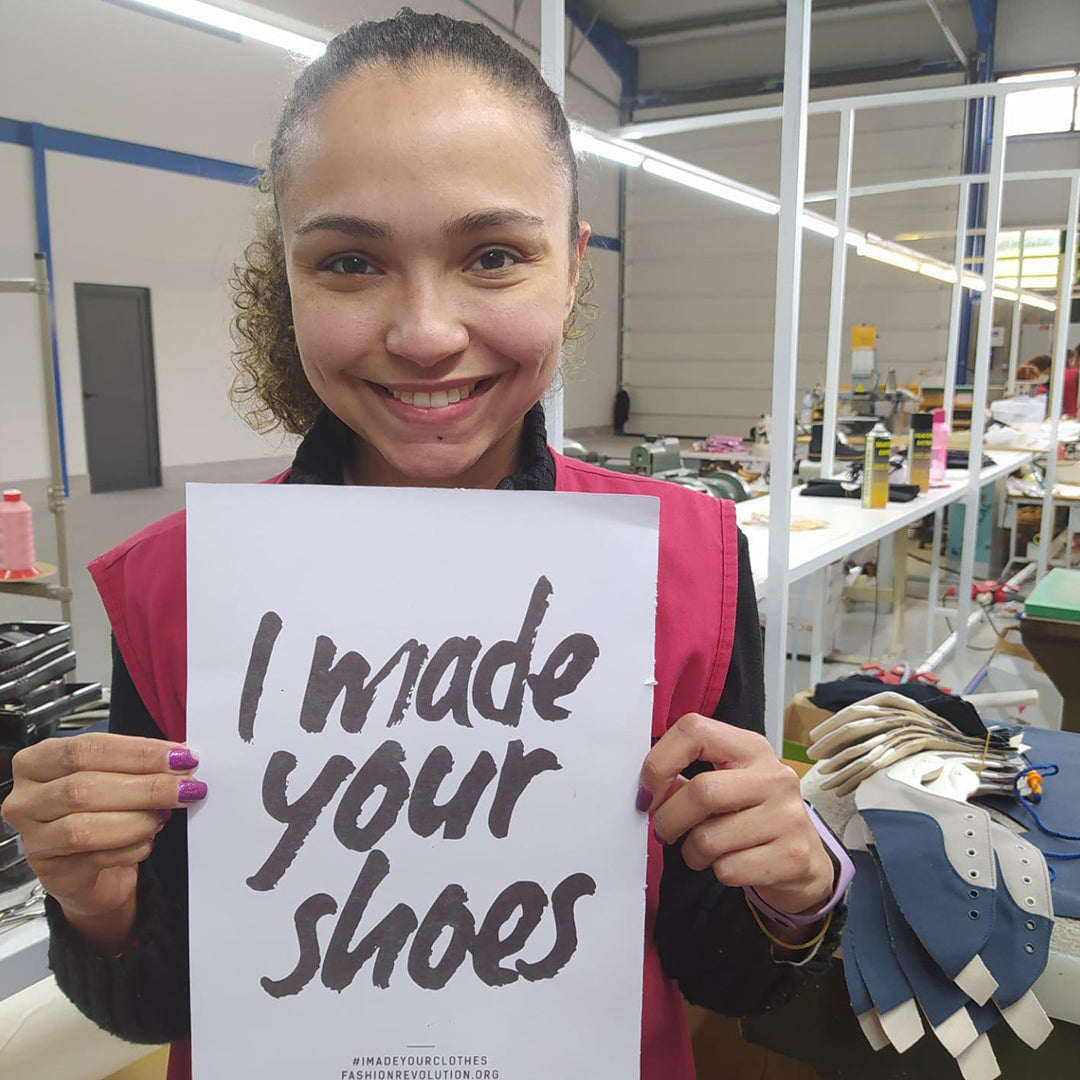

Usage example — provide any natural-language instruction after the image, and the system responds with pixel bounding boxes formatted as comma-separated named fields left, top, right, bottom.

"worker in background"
left=1016, top=352, right=1078, bottom=417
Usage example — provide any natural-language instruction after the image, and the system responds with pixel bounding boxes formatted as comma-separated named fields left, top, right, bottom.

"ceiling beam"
left=622, top=0, right=931, bottom=47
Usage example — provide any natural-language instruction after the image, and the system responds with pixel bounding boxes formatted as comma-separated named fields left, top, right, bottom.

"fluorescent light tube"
left=642, top=159, right=780, bottom=216
left=961, top=274, right=987, bottom=292
left=919, top=262, right=959, bottom=283
left=1021, top=294, right=1057, bottom=311
left=857, top=243, right=921, bottom=272
left=120, top=1, right=327, bottom=57
left=992, top=287, right=1020, bottom=301
left=802, top=214, right=840, bottom=238
left=571, top=131, right=644, bottom=168
left=845, top=231, right=864, bottom=247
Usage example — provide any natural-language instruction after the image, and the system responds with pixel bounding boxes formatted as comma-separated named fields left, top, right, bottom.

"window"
left=994, top=228, right=1065, bottom=290
left=1002, top=70, right=1080, bottom=136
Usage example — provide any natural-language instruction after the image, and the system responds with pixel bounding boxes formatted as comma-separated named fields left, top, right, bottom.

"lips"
left=365, top=376, right=497, bottom=421
left=385, top=382, right=476, bottom=409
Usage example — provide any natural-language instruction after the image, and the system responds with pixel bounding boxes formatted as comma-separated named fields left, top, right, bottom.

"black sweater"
left=46, top=404, right=842, bottom=1045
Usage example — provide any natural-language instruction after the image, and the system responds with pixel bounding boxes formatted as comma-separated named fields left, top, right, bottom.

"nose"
left=384, top=278, right=469, bottom=368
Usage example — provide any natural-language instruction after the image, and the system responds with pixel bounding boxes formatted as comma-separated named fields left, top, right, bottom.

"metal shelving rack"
left=0, top=253, right=73, bottom=634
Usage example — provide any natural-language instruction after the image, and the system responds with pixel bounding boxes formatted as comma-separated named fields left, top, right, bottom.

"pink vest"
left=87, top=451, right=739, bottom=1080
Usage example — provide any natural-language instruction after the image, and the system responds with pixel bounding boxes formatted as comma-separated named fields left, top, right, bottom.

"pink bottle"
left=929, top=408, right=949, bottom=484
left=0, top=490, right=36, bottom=579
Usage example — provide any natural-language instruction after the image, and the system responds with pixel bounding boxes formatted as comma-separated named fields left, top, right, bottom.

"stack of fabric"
left=807, top=693, right=1061, bottom=1080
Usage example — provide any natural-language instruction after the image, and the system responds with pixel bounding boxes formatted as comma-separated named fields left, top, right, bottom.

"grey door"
left=74, top=284, right=161, bottom=493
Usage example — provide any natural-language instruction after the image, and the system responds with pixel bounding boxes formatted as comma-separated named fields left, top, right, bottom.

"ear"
left=566, top=221, right=592, bottom=318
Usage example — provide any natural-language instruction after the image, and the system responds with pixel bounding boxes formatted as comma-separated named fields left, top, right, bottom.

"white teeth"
left=387, top=382, right=476, bottom=408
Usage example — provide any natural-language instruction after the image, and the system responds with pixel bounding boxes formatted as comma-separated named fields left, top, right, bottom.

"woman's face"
left=277, top=64, right=589, bottom=485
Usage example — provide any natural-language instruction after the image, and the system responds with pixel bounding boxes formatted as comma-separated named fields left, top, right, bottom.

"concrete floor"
left=2, top=441, right=1062, bottom=727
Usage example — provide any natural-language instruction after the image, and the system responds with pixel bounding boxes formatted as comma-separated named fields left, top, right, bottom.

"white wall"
left=623, top=75, right=967, bottom=437
left=0, top=0, right=622, bottom=482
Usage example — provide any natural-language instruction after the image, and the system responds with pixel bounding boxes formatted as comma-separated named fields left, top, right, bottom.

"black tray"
left=0, top=647, right=78, bottom=704
left=0, top=856, right=35, bottom=893
left=0, top=833, right=22, bottom=873
left=0, top=683, right=103, bottom=750
left=0, top=623, right=71, bottom=675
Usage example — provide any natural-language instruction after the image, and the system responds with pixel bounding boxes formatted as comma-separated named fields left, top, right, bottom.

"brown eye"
left=473, top=249, right=519, bottom=272
left=327, top=255, right=376, bottom=275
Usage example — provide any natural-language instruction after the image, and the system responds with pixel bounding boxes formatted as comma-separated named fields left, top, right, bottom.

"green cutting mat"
left=1025, top=567, right=1080, bottom=623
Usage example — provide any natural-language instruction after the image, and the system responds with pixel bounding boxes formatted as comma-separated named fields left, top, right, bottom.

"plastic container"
left=0, top=491, right=35, bottom=579
left=930, top=408, right=949, bottom=485
left=909, top=412, right=934, bottom=493
left=862, top=422, right=891, bottom=509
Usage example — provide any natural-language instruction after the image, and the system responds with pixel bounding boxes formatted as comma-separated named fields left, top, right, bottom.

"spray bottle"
left=862, top=423, right=891, bottom=509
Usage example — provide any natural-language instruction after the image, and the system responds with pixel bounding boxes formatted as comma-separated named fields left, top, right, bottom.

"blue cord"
left=1011, top=763, right=1080, bottom=880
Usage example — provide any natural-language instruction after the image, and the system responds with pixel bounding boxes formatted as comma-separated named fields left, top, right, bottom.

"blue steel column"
left=29, top=123, right=69, bottom=496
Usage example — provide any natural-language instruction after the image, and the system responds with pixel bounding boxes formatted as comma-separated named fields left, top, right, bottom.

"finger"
left=21, top=810, right=164, bottom=859
left=25, top=771, right=203, bottom=823
left=639, top=714, right=774, bottom=811
left=679, top=800, right=809, bottom=871
left=652, top=769, right=768, bottom=841
left=40, top=838, right=157, bottom=880
left=32, top=855, right=141, bottom=906
left=12, top=734, right=197, bottom=784
left=709, top=836, right=818, bottom=891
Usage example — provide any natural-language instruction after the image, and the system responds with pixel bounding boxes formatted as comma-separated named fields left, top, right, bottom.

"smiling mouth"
left=367, top=377, right=496, bottom=410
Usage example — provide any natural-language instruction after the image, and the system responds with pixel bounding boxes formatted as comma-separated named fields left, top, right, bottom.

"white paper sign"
left=186, top=484, right=659, bottom=1080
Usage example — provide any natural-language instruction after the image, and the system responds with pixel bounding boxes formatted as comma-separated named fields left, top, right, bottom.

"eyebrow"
left=293, top=207, right=546, bottom=242
left=442, top=208, right=547, bottom=238
left=294, top=214, right=394, bottom=241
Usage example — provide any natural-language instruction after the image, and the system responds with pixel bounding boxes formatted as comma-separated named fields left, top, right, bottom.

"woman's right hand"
left=1, top=733, right=206, bottom=950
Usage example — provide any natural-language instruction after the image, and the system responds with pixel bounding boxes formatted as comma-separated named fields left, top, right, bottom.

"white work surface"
left=0, top=919, right=48, bottom=1004
left=736, top=450, right=1035, bottom=597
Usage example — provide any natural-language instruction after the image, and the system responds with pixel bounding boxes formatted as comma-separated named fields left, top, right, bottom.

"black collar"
left=287, top=402, right=555, bottom=491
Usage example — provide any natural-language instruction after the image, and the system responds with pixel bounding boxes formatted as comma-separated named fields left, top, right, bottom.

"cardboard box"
left=784, top=689, right=832, bottom=750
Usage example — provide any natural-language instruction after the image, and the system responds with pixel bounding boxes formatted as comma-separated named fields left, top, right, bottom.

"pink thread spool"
left=0, top=490, right=37, bottom=579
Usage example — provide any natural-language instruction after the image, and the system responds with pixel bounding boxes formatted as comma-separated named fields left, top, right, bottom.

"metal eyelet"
left=969, top=869, right=979, bottom=879
left=969, top=910, right=980, bottom=920
left=966, top=848, right=977, bottom=857
left=1025, top=897, right=1037, bottom=907
left=969, top=889, right=980, bottom=899
left=1022, top=876, right=1032, bottom=885
left=1025, top=944, right=1036, bottom=954
left=1026, top=920, right=1037, bottom=931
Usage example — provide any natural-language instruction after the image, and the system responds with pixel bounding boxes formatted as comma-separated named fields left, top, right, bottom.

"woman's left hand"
left=641, top=713, right=835, bottom=919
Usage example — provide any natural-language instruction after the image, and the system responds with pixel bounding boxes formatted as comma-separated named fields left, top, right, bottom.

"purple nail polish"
left=178, top=780, right=208, bottom=803
left=156, top=810, right=173, bottom=827
left=168, top=748, right=199, bottom=771
left=635, top=785, right=653, bottom=813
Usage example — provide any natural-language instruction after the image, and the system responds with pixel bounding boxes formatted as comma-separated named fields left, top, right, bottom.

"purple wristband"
left=744, top=802, right=855, bottom=929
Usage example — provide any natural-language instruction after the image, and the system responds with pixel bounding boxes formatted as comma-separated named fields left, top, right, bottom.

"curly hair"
left=229, top=9, right=595, bottom=437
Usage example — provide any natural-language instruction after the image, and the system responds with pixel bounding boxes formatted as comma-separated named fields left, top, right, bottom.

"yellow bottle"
left=862, top=423, right=891, bottom=509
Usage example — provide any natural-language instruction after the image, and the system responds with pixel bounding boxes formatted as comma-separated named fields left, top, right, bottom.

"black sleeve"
left=45, top=635, right=191, bottom=1044
left=653, top=529, right=844, bottom=1016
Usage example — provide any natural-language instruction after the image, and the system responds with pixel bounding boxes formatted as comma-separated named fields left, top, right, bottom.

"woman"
left=2, top=12, right=848, bottom=1079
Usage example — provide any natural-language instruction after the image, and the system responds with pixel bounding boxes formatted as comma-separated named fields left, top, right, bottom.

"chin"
left=378, top=438, right=491, bottom=484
